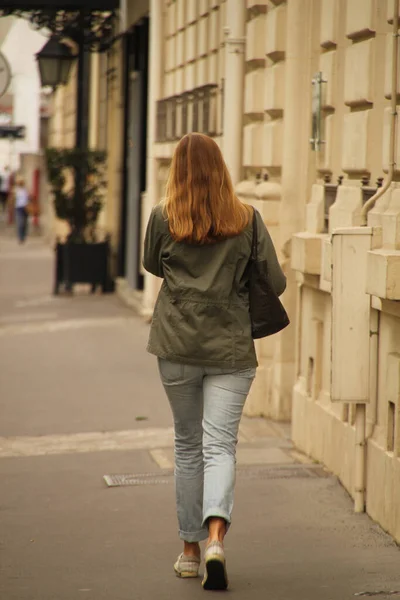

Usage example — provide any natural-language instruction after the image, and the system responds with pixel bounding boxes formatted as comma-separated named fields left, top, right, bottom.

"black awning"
left=0, top=0, right=119, bottom=8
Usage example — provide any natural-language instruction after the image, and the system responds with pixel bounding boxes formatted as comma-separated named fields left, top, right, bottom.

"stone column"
left=89, top=52, right=100, bottom=150
left=222, top=0, right=246, bottom=185
left=273, top=0, right=316, bottom=420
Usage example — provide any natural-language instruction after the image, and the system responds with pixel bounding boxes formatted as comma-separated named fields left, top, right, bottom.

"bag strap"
left=251, top=208, right=258, bottom=261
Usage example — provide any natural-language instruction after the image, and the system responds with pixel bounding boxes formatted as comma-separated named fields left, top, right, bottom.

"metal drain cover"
left=355, top=593, right=400, bottom=597
left=104, top=464, right=329, bottom=488
left=104, top=472, right=173, bottom=487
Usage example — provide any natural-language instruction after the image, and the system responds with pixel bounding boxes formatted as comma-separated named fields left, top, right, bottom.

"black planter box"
left=54, top=241, right=113, bottom=294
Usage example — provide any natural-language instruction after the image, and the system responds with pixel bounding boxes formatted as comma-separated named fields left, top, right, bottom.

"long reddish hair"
left=163, top=133, right=251, bottom=244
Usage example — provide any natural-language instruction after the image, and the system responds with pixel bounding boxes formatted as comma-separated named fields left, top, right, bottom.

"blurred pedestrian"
left=0, top=165, right=10, bottom=214
left=13, top=176, right=30, bottom=243
left=143, top=133, right=286, bottom=591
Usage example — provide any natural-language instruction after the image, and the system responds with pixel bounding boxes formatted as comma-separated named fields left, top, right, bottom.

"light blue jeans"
left=158, top=358, right=256, bottom=542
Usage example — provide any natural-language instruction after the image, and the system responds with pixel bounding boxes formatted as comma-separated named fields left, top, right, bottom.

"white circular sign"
left=0, top=113, right=11, bottom=125
left=0, top=52, right=11, bottom=98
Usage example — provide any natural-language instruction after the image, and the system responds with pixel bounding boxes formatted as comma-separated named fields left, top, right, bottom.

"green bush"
left=46, top=148, right=107, bottom=243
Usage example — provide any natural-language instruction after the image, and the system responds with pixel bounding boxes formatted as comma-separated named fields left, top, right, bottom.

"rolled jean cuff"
left=202, top=509, right=231, bottom=532
left=179, top=527, right=209, bottom=543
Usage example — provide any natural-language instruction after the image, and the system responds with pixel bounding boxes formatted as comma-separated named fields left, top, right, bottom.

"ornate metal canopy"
left=0, top=2, right=119, bottom=51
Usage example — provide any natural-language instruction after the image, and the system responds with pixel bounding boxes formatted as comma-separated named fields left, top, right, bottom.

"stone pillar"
left=273, top=0, right=316, bottom=420
left=222, top=0, right=246, bottom=185
left=89, top=52, right=100, bottom=150
left=88, top=52, right=106, bottom=232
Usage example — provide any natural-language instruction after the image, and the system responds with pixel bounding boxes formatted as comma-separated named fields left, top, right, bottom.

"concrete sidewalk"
left=0, top=233, right=399, bottom=600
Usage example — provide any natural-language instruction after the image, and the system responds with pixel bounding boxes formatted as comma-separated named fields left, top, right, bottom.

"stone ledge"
left=236, top=179, right=257, bottom=203
left=366, top=249, right=400, bottom=300
left=371, top=295, right=400, bottom=318
left=291, top=232, right=324, bottom=275
left=295, top=272, right=321, bottom=290
left=255, top=180, right=282, bottom=201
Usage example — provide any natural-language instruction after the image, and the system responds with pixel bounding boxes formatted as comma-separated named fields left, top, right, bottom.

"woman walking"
left=143, top=133, right=286, bottom=590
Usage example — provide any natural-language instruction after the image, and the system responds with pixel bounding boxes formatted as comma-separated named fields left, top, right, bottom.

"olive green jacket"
left=143, top=204, right=286, bottom=368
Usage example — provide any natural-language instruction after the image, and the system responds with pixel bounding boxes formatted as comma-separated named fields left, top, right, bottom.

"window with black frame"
left=156, top=83, right=221, bottom=142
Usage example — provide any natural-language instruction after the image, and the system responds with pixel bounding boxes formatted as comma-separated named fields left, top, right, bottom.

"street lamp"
left=35, top=37, right=75, bottom=89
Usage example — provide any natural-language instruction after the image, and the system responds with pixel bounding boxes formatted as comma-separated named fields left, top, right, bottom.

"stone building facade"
left=47, top=0, right=400, bottom=543
left=290, top=0, right=400, bottom=544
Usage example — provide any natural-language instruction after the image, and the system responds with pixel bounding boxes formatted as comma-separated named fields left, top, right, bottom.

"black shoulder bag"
left=249, top=210, right=290, bottom=339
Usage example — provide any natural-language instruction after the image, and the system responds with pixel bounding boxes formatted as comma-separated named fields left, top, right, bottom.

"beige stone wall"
left=239, top=0, right=325, bottom=421
left=163, top=0, right=226, bottom=94
left=98, top=53, right=109, bottom=153
left=49, top=62, right=78, bottom=151
left=102, top=41, right=124, bottom=272
left=127, top=0, right=149, bottom=24
left=47, top=62, right=79, bottom=242
left=291, top=0, right=400, bottom=543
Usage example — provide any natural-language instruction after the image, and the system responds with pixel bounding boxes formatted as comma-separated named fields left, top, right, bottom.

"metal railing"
left=323, top=175, right=385, bottom=232
left=156, top=83, right=222, bottom=142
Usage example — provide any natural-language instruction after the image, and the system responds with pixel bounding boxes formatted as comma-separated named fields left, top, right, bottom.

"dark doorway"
left=118, top=17, right=149, bottom=290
